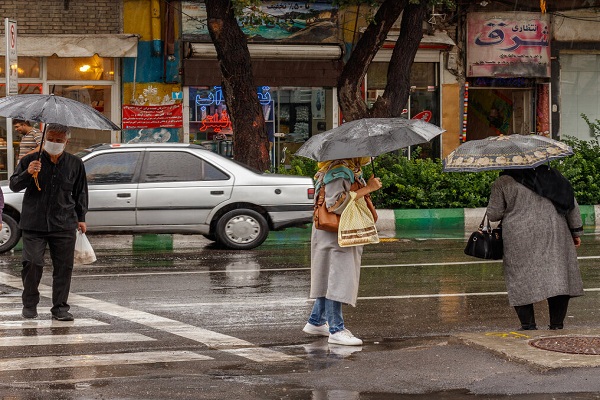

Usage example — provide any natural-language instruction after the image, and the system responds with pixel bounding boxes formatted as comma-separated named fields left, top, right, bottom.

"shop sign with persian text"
left=467, top=12, right=550, bottom=78
left=122, top=104, right=183, bottom=129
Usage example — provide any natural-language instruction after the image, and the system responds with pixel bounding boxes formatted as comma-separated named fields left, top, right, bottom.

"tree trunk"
left=371, top=0, right=428, bottom=118
left=337, top=0, right=408, bottom=121
left=205, top=0, right=270, bottom=171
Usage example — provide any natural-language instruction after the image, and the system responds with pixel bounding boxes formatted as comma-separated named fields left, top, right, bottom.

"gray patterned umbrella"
left=443, top=134, right=573, bottom=172
left=295, top=117, right=445, bottom=161
left=0, top=94, right=120, bottom=130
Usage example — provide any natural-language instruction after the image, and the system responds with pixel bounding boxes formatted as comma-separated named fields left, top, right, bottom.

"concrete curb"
left=378, top=205, right=597, bottom=236
left=72, top=205, right=598, bottom=251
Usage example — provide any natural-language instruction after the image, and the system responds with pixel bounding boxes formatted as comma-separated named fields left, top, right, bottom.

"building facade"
left=0, top=0, right=135, bottom=178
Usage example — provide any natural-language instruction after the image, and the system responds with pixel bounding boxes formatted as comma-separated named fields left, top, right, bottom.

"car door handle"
left=210, top=191, right=224, bottom=195
left=117, top=193, right=131, bottom=198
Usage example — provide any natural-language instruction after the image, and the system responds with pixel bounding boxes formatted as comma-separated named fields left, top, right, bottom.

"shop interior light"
left=79, top=65, right=91, bottom=72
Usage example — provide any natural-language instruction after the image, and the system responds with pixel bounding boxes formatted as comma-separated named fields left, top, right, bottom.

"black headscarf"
left=501, top=165, right=575, bottom=215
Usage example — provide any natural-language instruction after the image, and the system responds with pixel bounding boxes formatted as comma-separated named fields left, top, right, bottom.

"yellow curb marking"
left=485, top=331, right=531, bottom=339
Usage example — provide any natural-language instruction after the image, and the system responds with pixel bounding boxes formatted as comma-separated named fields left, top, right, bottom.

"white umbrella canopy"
left=443, top=134, right=573, bottom=172
left=295, top=117, right=445, bottom=162
left=0, top=94, right=120, bottom=131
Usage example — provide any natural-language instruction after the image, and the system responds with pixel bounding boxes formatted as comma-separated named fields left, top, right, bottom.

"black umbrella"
left=0, top=93, right=120, bottom=131
left=0, top=93, right=121, bottom=190
left=295, top=117, right=444, bottom=162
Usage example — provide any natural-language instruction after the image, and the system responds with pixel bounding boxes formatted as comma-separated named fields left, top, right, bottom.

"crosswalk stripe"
left=0, top=333, right=155, bottom=347
left=0, top=318, right=109, bottom=330
left=0, top=297, right=22, bottom=304
left=0, top=271, right=299, bottom=363
left=0, top=309, right=36, bottom=317
left=0, top=350, right=212, bottom=371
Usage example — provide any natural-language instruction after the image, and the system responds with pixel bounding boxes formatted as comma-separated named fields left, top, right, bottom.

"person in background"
left=0, top=187, right=3, bottom=232
left=9, top=123, right=88, bottom=321
left=486, top=165, right=584, bottom=330
left=302, top=157, right=381, bottom=346
left=13, top=119, right=43, bottom=163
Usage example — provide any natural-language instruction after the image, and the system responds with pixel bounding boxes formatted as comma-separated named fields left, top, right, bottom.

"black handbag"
left=464, top=213, right=503, bottom=260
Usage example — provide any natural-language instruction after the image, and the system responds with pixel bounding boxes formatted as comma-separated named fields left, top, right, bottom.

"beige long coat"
left=486, top=175, right=584, bottom=306
left=310, top=177, right=363, bottom=307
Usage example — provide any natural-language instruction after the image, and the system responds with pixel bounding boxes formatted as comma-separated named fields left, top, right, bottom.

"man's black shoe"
left=52, top=311, right=74, bottom=321
left=22, top=307, right=38, bottom=319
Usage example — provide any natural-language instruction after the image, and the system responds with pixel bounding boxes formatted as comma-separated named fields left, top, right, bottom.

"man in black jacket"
left=10, top=123, right=88, bottom=321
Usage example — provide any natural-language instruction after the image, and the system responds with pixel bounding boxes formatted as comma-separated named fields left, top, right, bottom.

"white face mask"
left=44, top=141, right=66, bottom=156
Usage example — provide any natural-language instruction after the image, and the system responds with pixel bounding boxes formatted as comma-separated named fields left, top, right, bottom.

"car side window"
left=85, top=152, right=141, bottom=184
left=143, top=151, right=229, bottom=182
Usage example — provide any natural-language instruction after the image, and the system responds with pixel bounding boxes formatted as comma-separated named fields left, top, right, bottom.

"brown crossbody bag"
left=313, top=181, right=378, bottom=232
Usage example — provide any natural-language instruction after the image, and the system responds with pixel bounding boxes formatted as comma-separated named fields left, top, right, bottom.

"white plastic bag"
left=338, top=191, right=379, bottom=247
left=74, top=230, right=96, bottom=265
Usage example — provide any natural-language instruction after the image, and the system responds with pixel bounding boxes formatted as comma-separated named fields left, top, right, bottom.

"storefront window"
left=47, top=55, right=115, bottom=81
left=52, top=85, right=114, bottom=150
left=560, top=53, right=600, bottom=141
left=366, top=62, right=441, bottom=158
left=0, top=56, right=41, bottom=79
left=188, top=85, right=331, bottom=168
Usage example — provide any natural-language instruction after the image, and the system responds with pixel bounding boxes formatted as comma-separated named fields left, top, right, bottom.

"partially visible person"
left=486, top=165, right=583, bottom=330
left=0, top=186, right=4, bottom=231
left=13, top=119, right=42, bottom=163
left=302, top=157, right=381, bottom=346
left=9, top=123, right=88, bottom=321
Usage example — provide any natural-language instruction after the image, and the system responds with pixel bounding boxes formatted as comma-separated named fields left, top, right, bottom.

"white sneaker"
left=302, top=322, right=330, bottom=336
left=328, top=329, right=363, bottom=346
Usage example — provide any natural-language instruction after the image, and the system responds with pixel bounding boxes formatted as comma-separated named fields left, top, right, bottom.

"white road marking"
left=0, top=318, right=109, bottom=330
left=0, top=351, right=212, bottom=371
left=71, top=255, right=600, bottom=279
left=0, top=272, right=298, bottom=363
left=0, top=333, right=155, bottom=347
left=0, top=310, right=50, bottom=317
left=0, top=297, right=22, bottom=304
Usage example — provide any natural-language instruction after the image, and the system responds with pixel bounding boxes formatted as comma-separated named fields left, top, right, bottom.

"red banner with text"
left=122, top=104, right=183, bottom=129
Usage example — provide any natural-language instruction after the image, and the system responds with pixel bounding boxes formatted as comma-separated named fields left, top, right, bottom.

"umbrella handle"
left=37, top=123, right=48, bottom=160
left=371, top=156, right=376, bottom=177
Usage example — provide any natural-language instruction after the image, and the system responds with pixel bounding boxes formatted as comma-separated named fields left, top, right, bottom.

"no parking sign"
left=4, top=19, right=18, bottom=96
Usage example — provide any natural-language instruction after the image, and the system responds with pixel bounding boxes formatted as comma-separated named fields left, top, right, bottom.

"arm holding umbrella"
left=355, top=175, right=382, bottom=199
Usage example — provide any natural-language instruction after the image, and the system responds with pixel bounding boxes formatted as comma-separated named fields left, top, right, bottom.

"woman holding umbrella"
left=302, top=157, right=381, bottom=346
left=443, top=134, right=585, bottom=330
left=486, top=165, right=584, bottom=330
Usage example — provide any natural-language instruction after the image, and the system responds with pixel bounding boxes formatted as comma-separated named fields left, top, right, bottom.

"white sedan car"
left=0, top=143, right=315, bottom=252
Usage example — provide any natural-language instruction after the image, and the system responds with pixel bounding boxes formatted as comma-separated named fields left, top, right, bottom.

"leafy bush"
left=553, top=137, right=600, bottom=205
left=276, top=136, right=600, bottom=208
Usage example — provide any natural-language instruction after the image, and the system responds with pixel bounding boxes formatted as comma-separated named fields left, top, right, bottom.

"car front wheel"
left=0, top=214, right=21, bottom=253
left=215, top=209, right=269, bottom=250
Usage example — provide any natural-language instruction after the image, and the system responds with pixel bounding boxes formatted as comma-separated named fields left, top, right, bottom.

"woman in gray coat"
left=302, top=158, right=381, bottom=346
left=486, top=165, right=584, bottom=330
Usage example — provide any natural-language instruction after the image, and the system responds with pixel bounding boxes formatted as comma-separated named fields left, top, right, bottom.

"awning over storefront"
left=0, top=34, right=139, bottom=57
left=375, top=31, right=456, bottom=63
left=184, top=42, right=343, bottom=87
left=184, top=59, right=342, bottom=87
left=187, top=43, right=343, bottom=60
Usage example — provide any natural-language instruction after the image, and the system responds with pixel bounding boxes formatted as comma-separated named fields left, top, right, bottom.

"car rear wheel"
left=215, top=209, right=269, bottom=250
left=0, top=214, right=21, bottom=253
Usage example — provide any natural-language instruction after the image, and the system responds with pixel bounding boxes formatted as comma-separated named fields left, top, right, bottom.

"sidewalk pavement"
left=454, top=328, right=600, bottom=369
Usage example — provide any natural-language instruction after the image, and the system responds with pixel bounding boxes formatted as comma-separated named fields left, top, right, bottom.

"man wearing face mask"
left=9, top=123, right=88, bottom=321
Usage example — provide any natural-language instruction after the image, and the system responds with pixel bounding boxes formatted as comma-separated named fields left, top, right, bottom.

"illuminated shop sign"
left=200, top=110, right=232, bottom=133
left=195, top=86, right=272, bottom=107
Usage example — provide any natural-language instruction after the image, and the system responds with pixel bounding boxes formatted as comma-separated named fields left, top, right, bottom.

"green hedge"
left=276, top=137, right=600, bottom=208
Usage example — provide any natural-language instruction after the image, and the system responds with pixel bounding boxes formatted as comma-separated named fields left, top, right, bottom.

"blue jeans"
left=307, top=297, right=344, bottom=334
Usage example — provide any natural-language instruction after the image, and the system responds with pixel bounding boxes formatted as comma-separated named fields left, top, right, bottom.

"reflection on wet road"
left=1, top=230, right=600, bottom=398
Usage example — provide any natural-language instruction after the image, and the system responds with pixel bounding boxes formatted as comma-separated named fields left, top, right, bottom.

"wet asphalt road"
left=1, top=229, right=600, bottom=399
